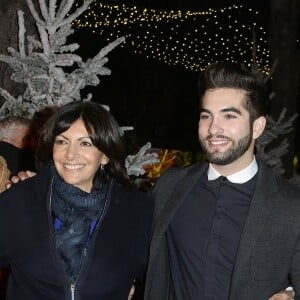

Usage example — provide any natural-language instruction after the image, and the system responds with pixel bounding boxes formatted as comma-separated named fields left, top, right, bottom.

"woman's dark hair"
left=198, top=62, right=269, bottom=122
left=36, top=101, right=131, bottom=187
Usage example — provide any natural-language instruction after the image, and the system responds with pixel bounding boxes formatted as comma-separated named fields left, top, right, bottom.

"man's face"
left=198, top=88, right=255, bottom=169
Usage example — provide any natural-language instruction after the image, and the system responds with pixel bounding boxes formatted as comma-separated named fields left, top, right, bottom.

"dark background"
left=0, top=0, right=298, bottom=168
left=73, top=0, right=280, bottom=153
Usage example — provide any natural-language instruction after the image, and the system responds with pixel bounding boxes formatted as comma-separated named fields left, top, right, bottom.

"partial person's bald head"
left=0, top=116, right=37, bottom=149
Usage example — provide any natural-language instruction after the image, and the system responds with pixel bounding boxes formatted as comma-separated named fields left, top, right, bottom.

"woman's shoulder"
left=0, top=166, right=51, bottom=200
left=111, top=181, right=154, bottom=208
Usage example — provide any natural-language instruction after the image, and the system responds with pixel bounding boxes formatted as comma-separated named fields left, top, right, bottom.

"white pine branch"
left=58, top=0, right=94, bottom=28
left=26, top=0, right=46, bottom=26
left=55, top=0, right=75, bottom=24
left=125, top=142, right=159, bottom=176
left=0, top=88, right=17, bottom=103
left=38, top=0, right=50, bottom=23
left=37, top=24, right=50, bottom=56
left=17, top=11, right=26, bottom=57
left=49, top=0, right=57, bottom=21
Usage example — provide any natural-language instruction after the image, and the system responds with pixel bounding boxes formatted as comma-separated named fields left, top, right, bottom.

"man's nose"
left=208, top=118, right=223, bottom=135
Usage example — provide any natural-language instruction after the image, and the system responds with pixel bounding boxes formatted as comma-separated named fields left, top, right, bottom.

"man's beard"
left=199, top=131, right=252, bottom=166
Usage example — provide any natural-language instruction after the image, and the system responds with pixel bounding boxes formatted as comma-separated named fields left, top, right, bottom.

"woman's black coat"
left=0, top=166, right=153, bottom=300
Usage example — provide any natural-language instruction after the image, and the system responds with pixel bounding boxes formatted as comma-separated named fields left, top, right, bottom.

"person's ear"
left=101, top=155, right=109, bottom=165
left=252, top=116, right=266, bottom=140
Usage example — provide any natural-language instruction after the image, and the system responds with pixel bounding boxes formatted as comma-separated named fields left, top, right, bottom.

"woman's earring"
left=100, top=164, right=104, bottom=172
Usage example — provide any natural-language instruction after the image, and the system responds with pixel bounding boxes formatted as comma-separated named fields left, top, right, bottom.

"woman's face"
left=53, top=118, right=109, bottom=192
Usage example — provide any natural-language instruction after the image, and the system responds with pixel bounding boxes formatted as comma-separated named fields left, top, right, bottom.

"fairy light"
left=74, top=2, right=271, bottom=74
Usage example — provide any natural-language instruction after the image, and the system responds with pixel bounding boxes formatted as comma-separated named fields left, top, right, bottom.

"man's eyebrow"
left=199, top=108, right=211, bottom=114
left=199, top=107, right=242, bottom=115
left=220, top=107, right=242, bottom=115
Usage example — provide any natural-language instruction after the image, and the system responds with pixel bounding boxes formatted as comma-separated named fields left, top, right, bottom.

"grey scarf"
left=51, top=166, right=108, bottom=283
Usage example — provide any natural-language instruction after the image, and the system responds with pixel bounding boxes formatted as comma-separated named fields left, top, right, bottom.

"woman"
left=0, top=101, right=153, bottom=299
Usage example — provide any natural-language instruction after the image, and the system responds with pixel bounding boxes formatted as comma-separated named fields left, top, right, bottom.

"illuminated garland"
left=74, top=2, right=270, bottom=73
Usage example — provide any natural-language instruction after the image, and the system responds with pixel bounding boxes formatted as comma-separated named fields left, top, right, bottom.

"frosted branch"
left=0, top=54, right=18, bottom=65
left=59, top=0, right=94, bottom=28
left=49, top=0, right=57, bottom=21
left=119, top=126, right=134, bottom=136
left=0, top=88, right=17, bottom=103
left=26, top=0, right=46, bottom=26
left=38, top=0, right=50, bottom=23
left=56, top=0, right=75, bottom=23
left=125, top=142, right=159, bottom=176
left=17, top=11, right=26, bottom=57
left=37, top=24, right=50, bottom=56
left=94, top=37, right=125, bottom=60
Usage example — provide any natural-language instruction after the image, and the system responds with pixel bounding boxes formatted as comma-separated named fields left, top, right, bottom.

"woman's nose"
left=65, top=144, right=79, bottom=160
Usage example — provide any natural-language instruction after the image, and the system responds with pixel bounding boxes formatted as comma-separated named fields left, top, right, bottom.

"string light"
left=74, top=2, right=270, bottom=73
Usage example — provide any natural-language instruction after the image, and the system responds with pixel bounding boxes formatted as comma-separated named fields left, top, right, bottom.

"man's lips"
left=205, top=136, right=232, bottom=150
left=208, top=139, right=229, bottom=145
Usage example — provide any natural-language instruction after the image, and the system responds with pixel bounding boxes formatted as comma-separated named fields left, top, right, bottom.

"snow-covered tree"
left=249, top=56, right=298, bottom=176
left=0, top=0, right=125, bottom=117
left=256, top=108, right=297, bottom=175
left=0, top=0, right=158, bottom=177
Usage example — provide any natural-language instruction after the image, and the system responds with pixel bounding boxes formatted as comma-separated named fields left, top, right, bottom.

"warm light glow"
left=73, top=2, right=271, bottom=74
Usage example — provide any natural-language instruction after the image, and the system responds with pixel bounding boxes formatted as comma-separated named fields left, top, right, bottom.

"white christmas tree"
left=256, top=108, right=297, bottom=175
left=249, top=57, right=297, bottom=176
left=0, top=0, right=158, bottom=177
left=0, top=0, right=125, bottom=117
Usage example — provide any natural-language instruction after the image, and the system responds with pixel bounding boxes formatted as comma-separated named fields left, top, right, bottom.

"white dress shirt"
left=207, top=156, right=258, bottom=184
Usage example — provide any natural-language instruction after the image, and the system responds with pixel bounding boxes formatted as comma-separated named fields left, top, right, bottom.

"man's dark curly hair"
left=198, top=62, right=269, bottom=122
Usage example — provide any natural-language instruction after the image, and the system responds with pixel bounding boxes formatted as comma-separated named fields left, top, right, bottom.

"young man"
left=144, top=63, right=300, bottom=300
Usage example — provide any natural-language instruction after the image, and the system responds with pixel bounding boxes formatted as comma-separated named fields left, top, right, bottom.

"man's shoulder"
left=259, top=160, right=299, bottom=190
left=153, top=163, right=206, bottom=191
left=262, top=172, right=300, bottom=219
left=161, top=163, right=204, bottom=179
left=276, top=175, right=300, bottom=199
